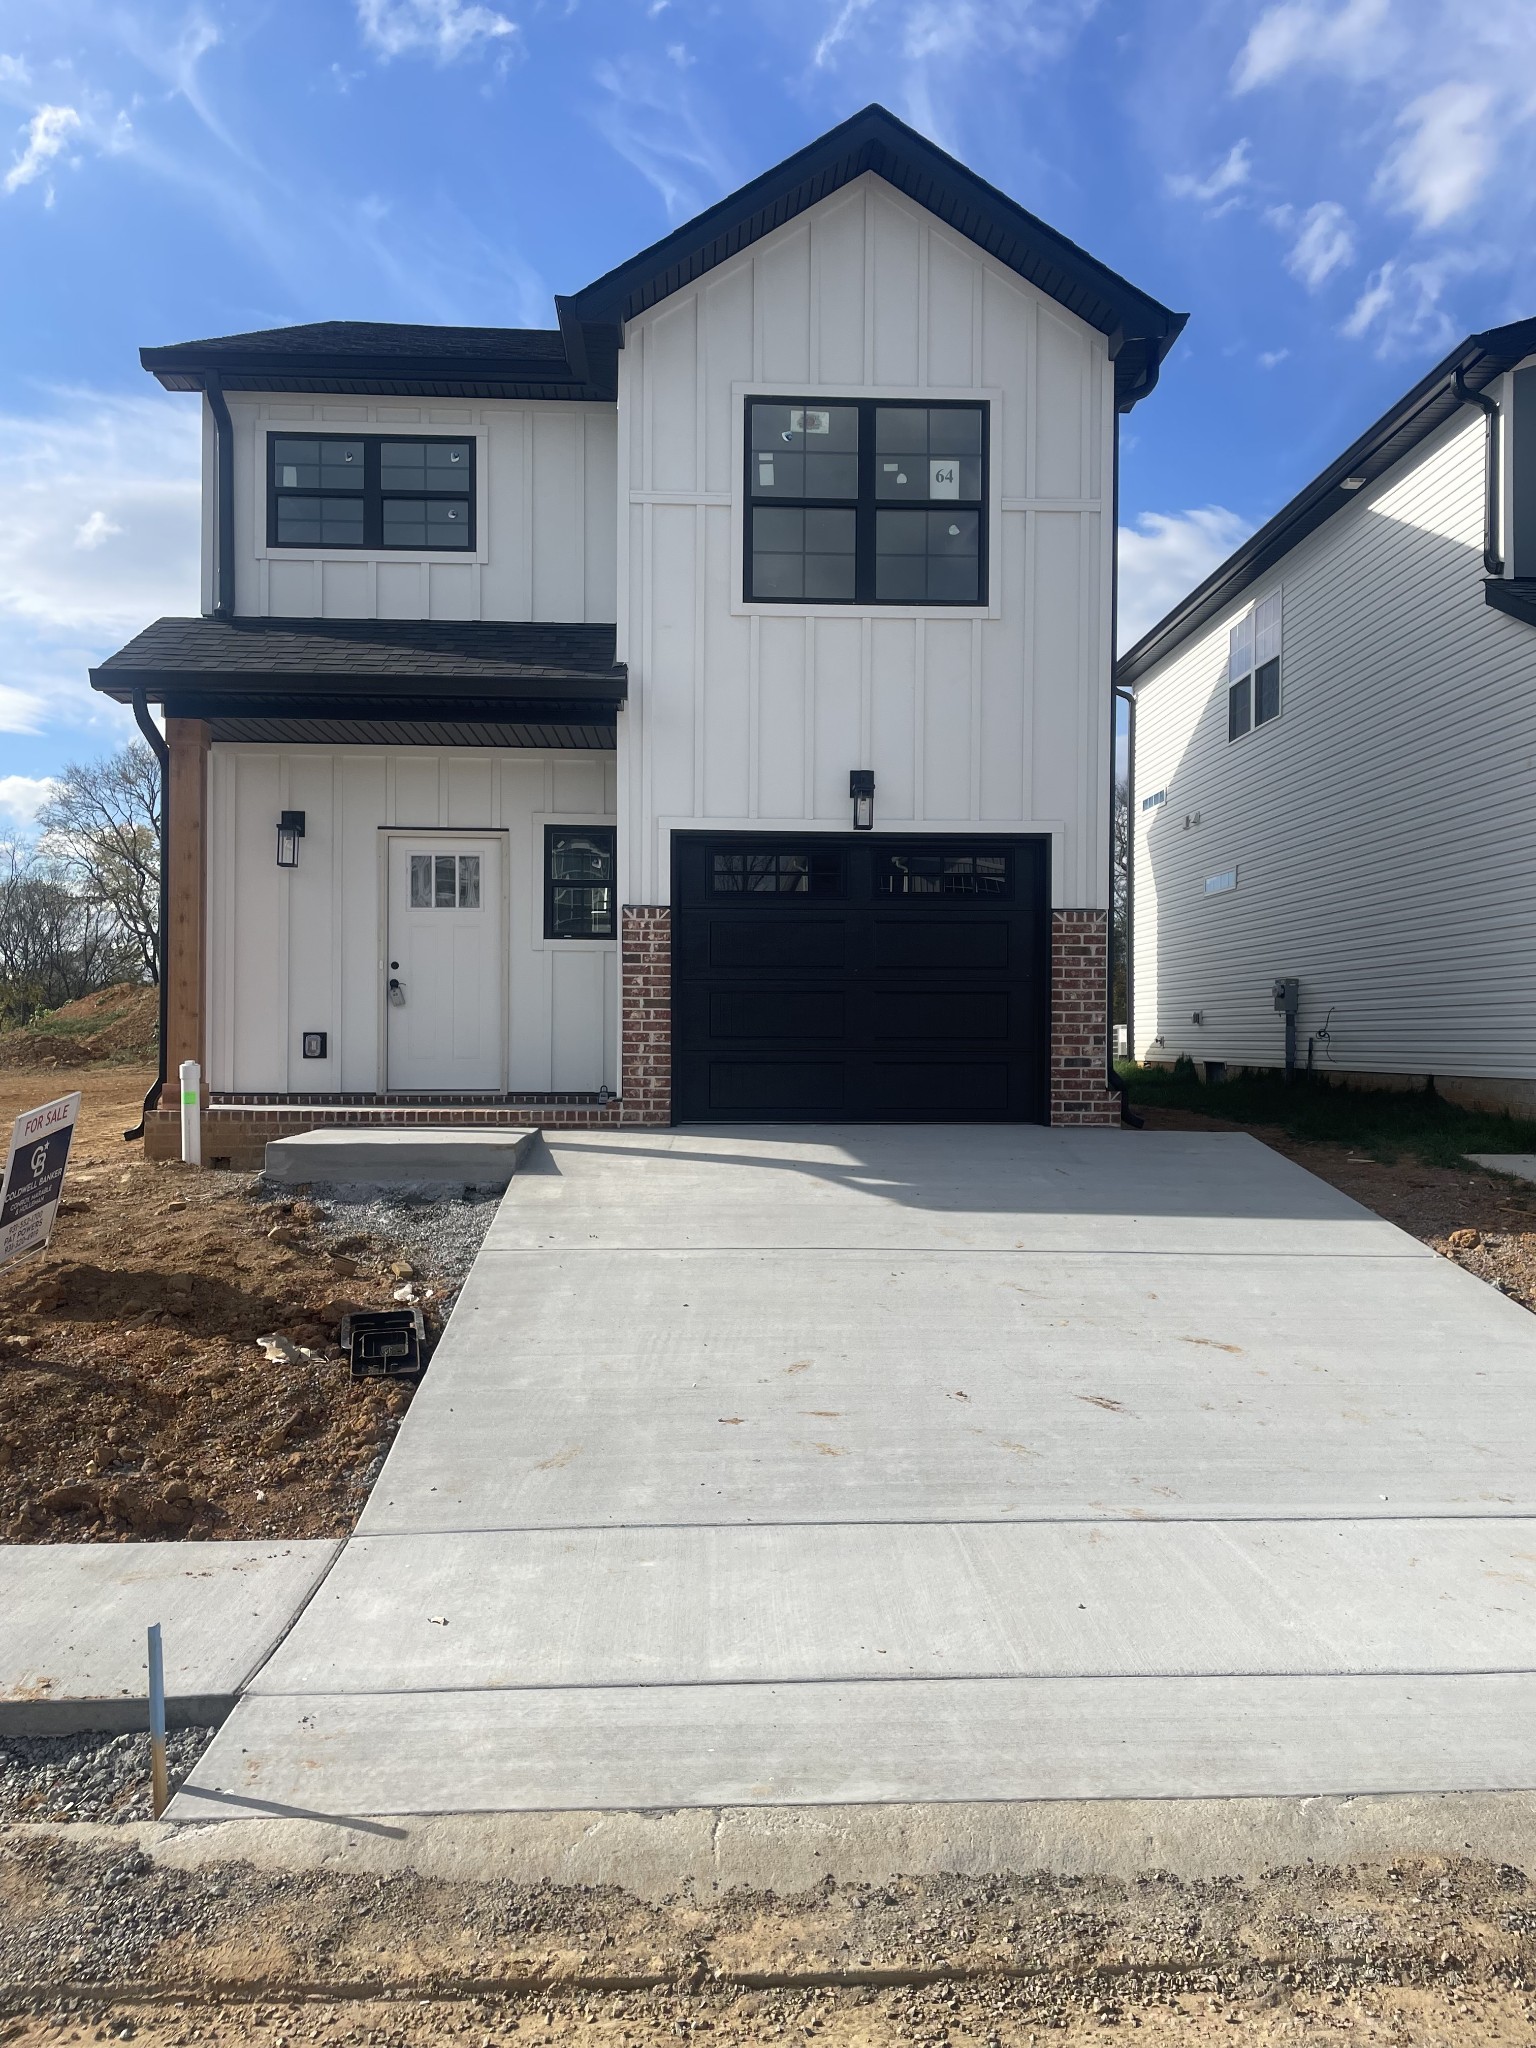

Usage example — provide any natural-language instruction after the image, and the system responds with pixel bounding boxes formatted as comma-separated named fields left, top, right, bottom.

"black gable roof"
left=564, top=103, right=1185, bottom=412
left=1118, top=315, right=1536, bottom=687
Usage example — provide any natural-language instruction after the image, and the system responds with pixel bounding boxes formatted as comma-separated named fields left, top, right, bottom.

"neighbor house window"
left=745, top=399, right=988, bottom=606
left=268, top=434, right=474, bottom=550
left=545, top=827, right=615, bottom=939
left=1227, top=593, right=1281, bottom=741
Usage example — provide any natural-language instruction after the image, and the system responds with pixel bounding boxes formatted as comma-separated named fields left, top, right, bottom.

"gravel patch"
left=305, top=1187, right=501, bottom=1300
left=0, top=1727, right=217, bottom=1823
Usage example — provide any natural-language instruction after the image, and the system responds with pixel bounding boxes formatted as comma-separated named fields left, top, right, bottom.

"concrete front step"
left=264, top=1125, right=540, bottom=1188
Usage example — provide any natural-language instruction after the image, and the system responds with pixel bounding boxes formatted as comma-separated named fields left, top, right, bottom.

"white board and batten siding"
left=206, top=747, right=617, bottom=1096
left=208, top=398, right=618, bottom=624
left=617, top=171, right=1116, bottom=909
left=1132, top=398, right=1536, bottom=1081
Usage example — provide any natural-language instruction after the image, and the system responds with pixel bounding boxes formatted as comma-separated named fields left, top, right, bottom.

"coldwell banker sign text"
left=0, top=1092, right=80, bottom=1272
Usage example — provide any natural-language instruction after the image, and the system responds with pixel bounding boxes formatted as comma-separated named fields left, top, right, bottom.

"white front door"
left=386, top=838, right=504, bottom=1092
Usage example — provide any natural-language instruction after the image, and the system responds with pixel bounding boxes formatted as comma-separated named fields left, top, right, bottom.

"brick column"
left=164, top=717, right=211, bottom=1080
left=620, top=904, right=672, bottom=1126
left=1050, top=908, right=1122, bottom=1127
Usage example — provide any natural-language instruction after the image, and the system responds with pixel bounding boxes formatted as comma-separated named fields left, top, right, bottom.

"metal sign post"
left=0, top=1091, right=81, bottom=1276
left=147, top=1623, right=168, bottom=1819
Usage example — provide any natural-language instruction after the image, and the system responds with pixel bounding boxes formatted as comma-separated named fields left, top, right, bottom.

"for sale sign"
left=0, top=1092, right=80, bottom=1272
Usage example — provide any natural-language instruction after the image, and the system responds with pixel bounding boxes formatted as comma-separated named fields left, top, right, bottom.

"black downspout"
left=1107, top=414, right=1142, bottom=1129
left=125, top=690, right=170, bottom=1142
left=206, top=371, right=236, bottom=618
left=1454, top=365, right=1504, bottom=577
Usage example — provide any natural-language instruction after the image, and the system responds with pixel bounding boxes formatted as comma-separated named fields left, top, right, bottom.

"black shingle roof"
left=90, top=617, right=626, bottom=702
left=1119, top=316, right=1536, bottom=685
left=141, top=322, right=611, bottom=401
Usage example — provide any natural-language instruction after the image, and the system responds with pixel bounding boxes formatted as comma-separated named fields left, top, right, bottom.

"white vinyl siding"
left=616, top=171, right=1116, bottom=909
left=206, top=746, right=618, bottom=1096
left=1132, top=403, right=1536, bottom=1080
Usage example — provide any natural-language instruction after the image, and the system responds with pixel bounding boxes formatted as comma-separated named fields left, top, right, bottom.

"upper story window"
left=1227, top=592, right=1281, bottom=742
left=745, top=398, right=988, bottom=607
left=268, top=434, right=475, bottom=551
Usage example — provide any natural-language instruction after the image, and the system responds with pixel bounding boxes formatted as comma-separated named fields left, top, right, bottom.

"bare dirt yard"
left=0, top=1068, right=424, bottom=1545
left=1, top=1838, right=1536, bottom=2044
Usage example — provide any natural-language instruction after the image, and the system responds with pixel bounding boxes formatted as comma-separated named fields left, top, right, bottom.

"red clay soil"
left=0, top=1066, right=420, bottom=1545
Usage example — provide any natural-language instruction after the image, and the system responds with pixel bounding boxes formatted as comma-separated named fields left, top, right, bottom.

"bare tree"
left=0, top=840, right=133, bottom=1027
left=35, top=740, right=161, bottom=983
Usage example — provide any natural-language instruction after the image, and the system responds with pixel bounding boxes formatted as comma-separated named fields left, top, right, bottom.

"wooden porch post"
left=164, top=717, right=211, bottom=1078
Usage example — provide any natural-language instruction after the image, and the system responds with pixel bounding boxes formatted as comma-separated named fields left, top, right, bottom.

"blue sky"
left=2, top=0, right=1533, bottom=824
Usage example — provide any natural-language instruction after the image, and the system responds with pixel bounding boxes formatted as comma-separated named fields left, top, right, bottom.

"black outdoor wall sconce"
left=849, top=769, right=875, bottom=830
left=276, top=810, right=305, bottom=867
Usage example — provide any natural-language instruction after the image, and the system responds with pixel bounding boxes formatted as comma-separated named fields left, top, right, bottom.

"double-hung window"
left=1227, top=592, right=1281, bottom=741
left=268, top=433, right=475, bottom=550
left=545, top=827, right=615, bottom=939
left=745, top=398, right=988, bottom=606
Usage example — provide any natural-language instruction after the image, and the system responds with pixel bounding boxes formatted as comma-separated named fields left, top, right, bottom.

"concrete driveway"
left=174, top=1126, right=1536, bottom=1819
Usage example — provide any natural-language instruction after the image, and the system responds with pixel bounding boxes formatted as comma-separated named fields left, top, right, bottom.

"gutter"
left=205, top=372, right=236, bottom=620
left=1106, top=415, right=1141, bottom=1128
left=1453, top=364, right=1504, bottom=577
left=125, top=690, right=170, bottom=1142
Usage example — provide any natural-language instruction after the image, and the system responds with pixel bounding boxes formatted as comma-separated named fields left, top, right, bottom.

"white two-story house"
left=90, top=104, right=1184, bottom=1163
left=1124, top=317, right=1536, bottom=1115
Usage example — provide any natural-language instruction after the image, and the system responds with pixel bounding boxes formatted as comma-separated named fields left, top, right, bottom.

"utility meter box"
left=1272, top=978, right=1299, bottom=1017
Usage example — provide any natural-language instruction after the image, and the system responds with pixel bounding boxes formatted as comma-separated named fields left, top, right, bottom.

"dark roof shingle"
left=90, top=616, right=626, bottom=702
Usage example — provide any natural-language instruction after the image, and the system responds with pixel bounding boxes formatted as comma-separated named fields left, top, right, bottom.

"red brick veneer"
left=619, top=903, right=672, bottom=1127
left=1050, top=908, right=1122, bottom=1127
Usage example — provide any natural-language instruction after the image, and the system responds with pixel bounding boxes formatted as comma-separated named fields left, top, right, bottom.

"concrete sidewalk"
left=1, top=1541, right=339, bottom=1734
left=173, top=1127, right=1536, bottom=1822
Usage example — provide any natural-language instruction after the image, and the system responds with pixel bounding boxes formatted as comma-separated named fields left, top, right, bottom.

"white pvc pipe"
left=179, top=1059, right=201, bottom=1167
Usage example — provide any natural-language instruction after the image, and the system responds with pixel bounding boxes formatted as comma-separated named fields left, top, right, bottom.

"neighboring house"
left=1122, top=318, right=1536, bottom=1114
left=89, top=105, right=1183, bottom=1164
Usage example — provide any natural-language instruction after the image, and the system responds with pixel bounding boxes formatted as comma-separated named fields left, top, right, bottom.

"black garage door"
left=672, top=833, right=1049, bottom=1122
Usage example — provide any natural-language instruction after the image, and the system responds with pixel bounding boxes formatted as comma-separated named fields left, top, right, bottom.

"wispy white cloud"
left=1273, top=198, right=1355, bottom=289
left=0, top=54, right=31, bottom=88
left=1231, top=0, right=1393, bottom=94
left=591, top=55, right=733, bottom=221
left=1166, top=138, right=1252, bottom=207
left=3, top=104, right=81, bottom=198
left=1118, top=507, right=1255, bottom=650
left=1258, top=347, right=1290, bottom=368
left=1341, top=249, right=1489, bottom=356
left=1374, top=81, right=1497, bottom=229
left=356, top=0, right=521, bottom=64
left=0, top=775, right=58, bottom=827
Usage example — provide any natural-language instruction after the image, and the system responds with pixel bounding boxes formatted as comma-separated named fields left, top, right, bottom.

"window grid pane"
left=409, top=855, right=432, bottom=908
left=269, top=433, right=475, bottom=551
left=1255, top=658, right=1281, bottom=726
left=1228, top=677, right=1253, bottom=742
left=880, top=852, right=1010, bottom=898
left=746, top=399, right=986, bottom=607
left=457, top=855, right=481, bottom=908
left=547, top=829, right=616, bottom=939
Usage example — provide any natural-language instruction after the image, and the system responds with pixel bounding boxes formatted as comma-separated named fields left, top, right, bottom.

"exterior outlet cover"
left=302, top=1031, right=328, bottom=1059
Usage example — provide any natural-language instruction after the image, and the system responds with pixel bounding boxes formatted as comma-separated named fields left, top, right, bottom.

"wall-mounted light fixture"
left=849, top=769, right=875, bottom=831
left=276, top=810, right=305, bottom=868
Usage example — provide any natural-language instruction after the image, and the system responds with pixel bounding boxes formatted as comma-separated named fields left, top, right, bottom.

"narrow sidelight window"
left=745, top=398, right=988, bottom=606
left=1226, top=590, right=1281, bottom=741
left=269, top=433, right=475, bottom=550
left=545, top=827, right=616, bottom=939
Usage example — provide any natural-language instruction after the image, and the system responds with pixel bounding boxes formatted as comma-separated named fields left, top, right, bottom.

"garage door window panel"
left=745, top=398, right=988, bottom=607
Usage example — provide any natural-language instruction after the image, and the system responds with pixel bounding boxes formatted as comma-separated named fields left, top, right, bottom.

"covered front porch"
left=86, top=614, right=673, bottom=1160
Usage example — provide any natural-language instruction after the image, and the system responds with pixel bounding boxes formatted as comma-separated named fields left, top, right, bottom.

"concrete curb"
left=20, top=1792, right=1536, bottom=1897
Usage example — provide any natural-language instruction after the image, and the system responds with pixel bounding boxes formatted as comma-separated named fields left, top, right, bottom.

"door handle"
left=388, top=977, right=406, bottom=1008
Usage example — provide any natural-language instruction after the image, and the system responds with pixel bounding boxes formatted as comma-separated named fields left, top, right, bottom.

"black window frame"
left=743, top=396, right=990, bottom=608
left=267, top=431, right=477, bottom=552
left=544, top=825, right=617, bottom=941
